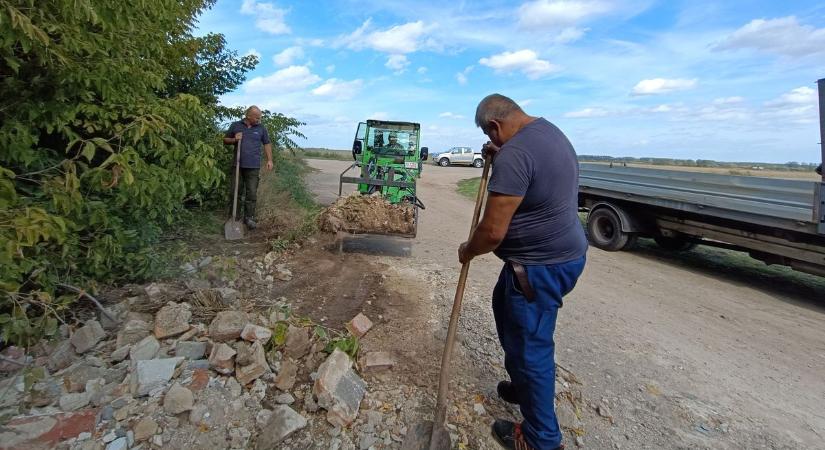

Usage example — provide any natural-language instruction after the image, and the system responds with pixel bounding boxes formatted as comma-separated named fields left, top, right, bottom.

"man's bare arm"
left=459, top=192, right=523, bottom=263
left=264, top=143, right=274, bottom=171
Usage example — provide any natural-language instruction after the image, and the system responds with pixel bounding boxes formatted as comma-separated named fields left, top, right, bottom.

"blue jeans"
left=492, top=256, right=586, bottom=449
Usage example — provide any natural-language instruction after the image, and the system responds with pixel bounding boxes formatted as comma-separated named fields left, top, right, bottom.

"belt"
left=510, top=262, right=536, bottom=302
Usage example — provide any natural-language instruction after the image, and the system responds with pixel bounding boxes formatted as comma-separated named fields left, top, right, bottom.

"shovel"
left=224, top=136, right=244, bottom=240
left=402, top=154, right=492, bottom=450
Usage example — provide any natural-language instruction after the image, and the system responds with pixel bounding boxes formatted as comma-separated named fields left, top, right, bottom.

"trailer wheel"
left=654, top=235, right=696, bottom=252
left=439, top=158, right=450, bottom=167
left=587, top=208, right=633, bottom=251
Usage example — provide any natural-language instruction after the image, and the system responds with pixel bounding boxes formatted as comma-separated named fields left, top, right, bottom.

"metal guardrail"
left=579, top=163, right=822, bottom=235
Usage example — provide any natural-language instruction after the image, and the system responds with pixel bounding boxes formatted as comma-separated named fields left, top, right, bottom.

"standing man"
left=223, top=106, right=274, bottom=229
left=458, top=94, right=588, bottom=450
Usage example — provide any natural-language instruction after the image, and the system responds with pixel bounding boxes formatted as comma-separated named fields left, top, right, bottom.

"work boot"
left=244, top=217, right=257, bottom=230
left=497, top=381, right=520, bottom=405
left=491, top=420, right=563, bottom=450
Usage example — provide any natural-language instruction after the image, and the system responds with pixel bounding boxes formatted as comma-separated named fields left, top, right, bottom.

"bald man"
left=459, top=94, right=587, bottom=450
left=223, top=106, right=274, bottom=229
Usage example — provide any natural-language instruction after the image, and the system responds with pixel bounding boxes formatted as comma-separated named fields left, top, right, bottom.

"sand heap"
left=318, top=193, right=416, bottom=235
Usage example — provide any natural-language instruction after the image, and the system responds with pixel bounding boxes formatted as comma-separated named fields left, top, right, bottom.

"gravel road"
left=307, top=158, right=825, bottom=450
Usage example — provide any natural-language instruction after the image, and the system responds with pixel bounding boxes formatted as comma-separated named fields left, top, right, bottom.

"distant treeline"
left=578, top=155, right=820, bottom=172
left=299, top=148, right=820, bottom=172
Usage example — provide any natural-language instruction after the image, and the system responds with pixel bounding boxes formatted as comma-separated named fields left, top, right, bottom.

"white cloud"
left=765, top=86, right=816, bottom=107
left=240, top=0, right=290, bottom=35
left=273, top=47, right=304, bottom=66
left=713, top=96, right=744, bottom=105
left=370, top=112, right=390, bottom=121
left=479, top=50, right=558, bottom=79
left=650, top=104, right=672, bottom=113
left=311, top=78, right=364, bottom=100
left=518, top=0, right=611, bottom=29
left=385, top=54, right=410, bottom=73
left=326, top=64, right=336, bottom=73
left=439, top=112, right=466, bottom=119
left=339, top=19, right=434, bottom=54
left=417, top=66, right=428, bottom=74
left=245, top=66, right=320, bottom=93
left=716, top=16, right=825, bottom=57
left=244, top=48, right=261, bottom=60
left=564, top=107, right=608, bottom=118
left=456, top=65, right=473, bottom=85
left=518, top=99, right=535, bottom=107
left=632, top=78, right=697, bottom=95
left=555, top=27, right=588, bottom=44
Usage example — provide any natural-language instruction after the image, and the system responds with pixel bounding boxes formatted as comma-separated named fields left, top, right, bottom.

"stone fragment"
left=256, top=409, right=273, bottom=428
left=153, top=302, right=191, bottom=339
left=110, top=345, right=131, bottom=362
left=275, top=393, right=295, bottom=405
left=0, top=410, right=97, bottom=449
left=214, top=287, right=240, bottom=305
left=313, top=349, right=367, bottom=427
left=129, top=335, right=160, bottom=361
left=163, top=383, right=194, bottom=414
left=133, top=416, right=158, bottom=442
left=234, top=341, right=253, bottom=366
left=187, top=368, right=210, bottom=391
left=274, top=358, right=298, bottom=391
left=208, top=311, right=248, bottom=342
left=143, top=283, right=166, bottom=299
left=59, top=392, right=91, bottom=412
left=256, top=405, right=307, bottom=447
left=359, top=351, right=395, bottom=372
left=229, top=427, right=251, bottom=449
left=131, top=358, right=183, bottom=396
left=284, top=325, right=310, bottom=359
left=208, top=343, right=236, bottom=375
left=106, top=437, right=128, bottom=450
left=47, top=340, right=76, bottom=372
left=0, top=346, right=26, bottom=372
left=71, top=321, right=106, bottom=354
left=274, top=264, right=293, bottom=281
left=345, top=313, right=373, bottom=338
left=235, top=342, right=270, bottom=385
left=116, top=320, right=151, bottom=348
left=174, top=341, right=206, bottom=360
left=30, top=378, right=62, bottom=407
left=240, top=324, right=272, bottom=343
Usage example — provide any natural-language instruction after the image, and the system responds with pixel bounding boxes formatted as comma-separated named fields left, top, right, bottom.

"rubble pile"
left=318, top=193, right=415, bottom=235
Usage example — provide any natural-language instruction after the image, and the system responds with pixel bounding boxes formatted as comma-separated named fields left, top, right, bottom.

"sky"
left=196, top=0, right=825, bottom=163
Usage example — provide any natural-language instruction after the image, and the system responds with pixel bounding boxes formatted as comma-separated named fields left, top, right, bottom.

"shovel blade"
left=224, top=219, right=244, bottom=240
left=400, top=421, right=451, bottom=450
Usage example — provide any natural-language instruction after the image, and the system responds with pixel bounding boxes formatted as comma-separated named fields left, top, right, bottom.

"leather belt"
left=510, top=262, right=536, bottom=301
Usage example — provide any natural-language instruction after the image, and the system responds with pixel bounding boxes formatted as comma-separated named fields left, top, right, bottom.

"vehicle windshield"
left=368, top=128, right=418, bottom=156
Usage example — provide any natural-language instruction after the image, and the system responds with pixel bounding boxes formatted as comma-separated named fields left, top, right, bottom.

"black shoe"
left=244, top=217, right=257, bottom=229
left=497, top=381, right=520, bottom=405
left=491, top=420, right=563, bottom=450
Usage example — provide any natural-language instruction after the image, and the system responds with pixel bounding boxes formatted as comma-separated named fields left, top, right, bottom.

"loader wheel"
left=586, top=208, right=634, bottom=251
left=473, top=159, right=483, bottom=168
left=654, top=235, right=696, bottom=252
left=439, top=158, right=450, bottom=167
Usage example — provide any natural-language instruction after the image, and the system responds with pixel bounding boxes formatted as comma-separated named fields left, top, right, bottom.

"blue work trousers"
left=492, top=256, right=586, bottom=450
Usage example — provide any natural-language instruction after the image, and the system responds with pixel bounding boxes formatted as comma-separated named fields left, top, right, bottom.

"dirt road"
left=307, top=159, right=825, bottom=449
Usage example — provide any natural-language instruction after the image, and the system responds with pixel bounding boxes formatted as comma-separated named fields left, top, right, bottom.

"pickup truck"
left=434, top=146, right=483, bottom=167
left=577, top=77, right=825, bottom=277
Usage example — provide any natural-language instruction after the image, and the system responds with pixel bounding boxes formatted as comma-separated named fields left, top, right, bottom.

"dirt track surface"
left=306, top=159, right=825, bottom=450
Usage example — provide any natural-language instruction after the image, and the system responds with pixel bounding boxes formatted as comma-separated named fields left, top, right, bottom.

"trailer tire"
left=587, top=207, right=633, bottom=251
left=654, top=235, right=696, bottom=252
left=439, top=158, right=450, bottom=167
left=473, top=158, right=483, bottom=168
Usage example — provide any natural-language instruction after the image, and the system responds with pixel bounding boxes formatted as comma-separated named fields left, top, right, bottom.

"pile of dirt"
left=318, top=193, right=415, bottom=235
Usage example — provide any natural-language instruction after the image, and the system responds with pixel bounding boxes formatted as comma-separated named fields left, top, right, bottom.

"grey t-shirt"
left=487, top=118, right=588, bottom=265
left=226, top=121, right=271, bottom=169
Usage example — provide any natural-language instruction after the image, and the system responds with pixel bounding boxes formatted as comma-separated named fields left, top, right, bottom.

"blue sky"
left=197, top=0, right=825, bottom=163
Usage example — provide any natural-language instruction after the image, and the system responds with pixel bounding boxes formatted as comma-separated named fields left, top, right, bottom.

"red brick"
left=345, top=313, right=373, bottom=338
left=0, top=409, right=98, bottom=450
left=188, top=368, right=210, bottom=391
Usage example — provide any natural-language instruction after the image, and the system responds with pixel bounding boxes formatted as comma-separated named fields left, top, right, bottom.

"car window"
left=462, top=148, right=472, bottom=154
left=451, top=148, right=460, bottom=154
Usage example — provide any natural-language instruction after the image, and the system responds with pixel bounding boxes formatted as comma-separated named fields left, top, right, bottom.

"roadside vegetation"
left=0, top=1, right=306, bottom=346
left=301, top=148, right=353, bottom=161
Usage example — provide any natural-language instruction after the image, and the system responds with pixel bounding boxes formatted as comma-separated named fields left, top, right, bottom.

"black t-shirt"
left=487, top=118, right=588, bottom=265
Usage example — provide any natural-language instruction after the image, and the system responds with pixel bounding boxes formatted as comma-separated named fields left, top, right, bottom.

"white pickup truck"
left=434, top=146, right=483, bottom=168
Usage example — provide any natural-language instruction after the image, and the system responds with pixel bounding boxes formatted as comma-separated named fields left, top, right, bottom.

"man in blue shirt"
left=459, top=94, right=588, bottom=450
left=223, top=106, right=273, bottom=229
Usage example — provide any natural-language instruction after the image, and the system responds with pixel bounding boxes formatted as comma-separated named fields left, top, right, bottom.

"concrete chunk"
left=313, top=349, right=367, bottom=427
left=71, top=320, right=106, bottom=354
left=208, top=342, right=236, bottom=375
left=153, top=302, right=191, bottom=339
left=131, top=358, right=183, bottom=397
left=256, top=405, right=307, bottom=447
left=240, top=324, right=272, bottom=343
left=129, top=335, right=159, bottom=361
left=208, top=311, right=248, bottom=342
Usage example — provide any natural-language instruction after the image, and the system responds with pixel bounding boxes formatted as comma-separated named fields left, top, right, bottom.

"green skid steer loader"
left=338, top=120, right=429, bottom=237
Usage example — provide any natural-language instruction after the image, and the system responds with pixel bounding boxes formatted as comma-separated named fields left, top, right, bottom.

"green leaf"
left=81, top=142, right=96, bottom=162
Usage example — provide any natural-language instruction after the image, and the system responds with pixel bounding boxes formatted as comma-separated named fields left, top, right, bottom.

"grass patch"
left=457, top=177, right=482, bottom=199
